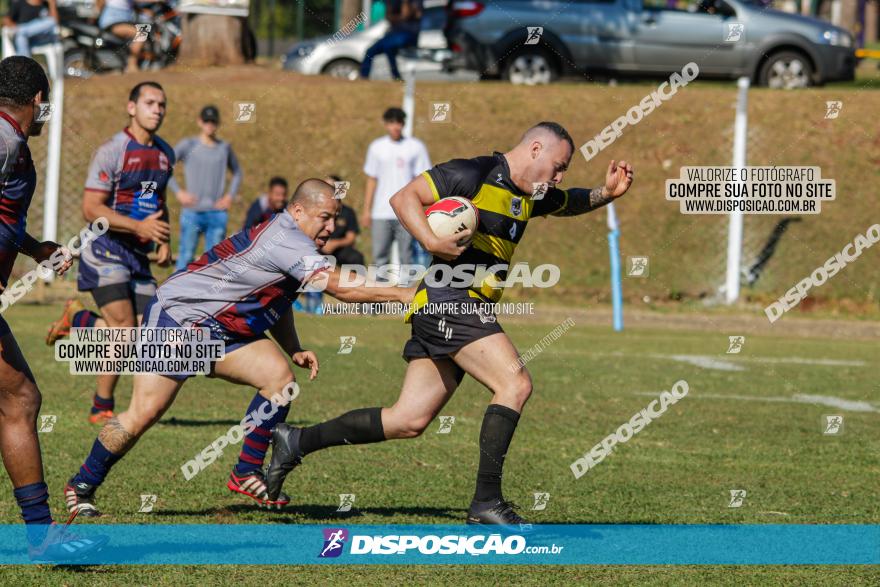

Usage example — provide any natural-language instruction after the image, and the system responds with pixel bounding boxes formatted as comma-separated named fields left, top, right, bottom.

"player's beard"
left=28, top=121, right=45, bottom=137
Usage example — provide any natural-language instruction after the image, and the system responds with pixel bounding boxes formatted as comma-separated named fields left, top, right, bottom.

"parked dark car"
left=444, top=0, right=856, bottom=87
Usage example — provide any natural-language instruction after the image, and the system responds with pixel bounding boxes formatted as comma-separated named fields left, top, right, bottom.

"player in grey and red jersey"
left=65, top=179, right=413, bottom=513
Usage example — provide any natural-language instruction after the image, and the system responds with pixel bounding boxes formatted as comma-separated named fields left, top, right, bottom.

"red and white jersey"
left=157, top=210, right=331, bottom=340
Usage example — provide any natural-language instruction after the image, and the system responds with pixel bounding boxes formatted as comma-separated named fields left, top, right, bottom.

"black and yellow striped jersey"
left=406, top=151, right=580, bottom=321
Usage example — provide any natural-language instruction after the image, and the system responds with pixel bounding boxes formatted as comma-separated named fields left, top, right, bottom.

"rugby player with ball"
left=267, top=122, right=634, bottom=527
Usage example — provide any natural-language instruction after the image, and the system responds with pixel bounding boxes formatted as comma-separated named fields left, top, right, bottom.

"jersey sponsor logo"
left=99, top=171, right=110, bottom=183
left=510, top=197, right=522, bottom=217
left=495, top=173, right=504, bottom=184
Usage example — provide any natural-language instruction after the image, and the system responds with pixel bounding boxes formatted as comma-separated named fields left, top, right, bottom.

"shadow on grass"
left=158, top=417, right=310, bottom=427
left=152, top=503, right=462, bottom=521
left=51, top=566, right=117, bottom=574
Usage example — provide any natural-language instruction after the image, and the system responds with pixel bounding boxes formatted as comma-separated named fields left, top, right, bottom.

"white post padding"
left=724, top=77, right=749, bottom=305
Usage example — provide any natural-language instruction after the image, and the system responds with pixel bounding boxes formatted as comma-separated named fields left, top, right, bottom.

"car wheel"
left=322, top=59, right=361, bottom=80
left=759, top=51, right=813, bottom=89
left=503, top=49, right=557, bottom=85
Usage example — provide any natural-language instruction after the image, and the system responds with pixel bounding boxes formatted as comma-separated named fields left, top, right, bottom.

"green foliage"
left=250, top=0, right=348, bottom=40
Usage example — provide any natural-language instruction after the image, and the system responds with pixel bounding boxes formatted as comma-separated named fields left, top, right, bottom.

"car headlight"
left=292, top=44, right=316, bottom=58
left=822, top=30, right=852, bottom=47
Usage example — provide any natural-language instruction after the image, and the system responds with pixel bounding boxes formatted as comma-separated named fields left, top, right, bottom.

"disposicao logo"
left=319, top=528, right=349, bottom=558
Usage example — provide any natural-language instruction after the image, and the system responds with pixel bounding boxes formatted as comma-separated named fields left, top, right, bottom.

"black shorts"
left=402, top=298, right=503, bottom=367
left=91, top=282, right=154, bottom=316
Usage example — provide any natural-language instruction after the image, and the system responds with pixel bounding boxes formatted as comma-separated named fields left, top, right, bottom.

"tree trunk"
left=341, top=0, right=362, bottom=27
left=179, top=14, right=247, bottom=66
left=866, top=0, right=877, bottom=44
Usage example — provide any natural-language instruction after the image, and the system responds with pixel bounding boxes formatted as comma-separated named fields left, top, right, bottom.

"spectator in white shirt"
left=362, top=107, right=431, bottom=270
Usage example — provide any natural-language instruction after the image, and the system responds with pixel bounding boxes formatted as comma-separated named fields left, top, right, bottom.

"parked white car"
left=281, top=4, right=452, bottom=79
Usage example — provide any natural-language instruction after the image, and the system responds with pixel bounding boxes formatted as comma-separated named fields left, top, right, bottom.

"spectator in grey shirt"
left=168, top=104, right=242, bottom=271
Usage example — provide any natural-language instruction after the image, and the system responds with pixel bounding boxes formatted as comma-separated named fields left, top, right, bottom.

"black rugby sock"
left=299, top=407, right=385, bottom=456
left=473, top=404, right=521, bottom=503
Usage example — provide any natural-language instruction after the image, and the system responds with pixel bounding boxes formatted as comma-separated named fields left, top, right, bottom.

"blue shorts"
left=141, top=296, right=265, bottom=380
left=78, top=236, right=156, bottom=311
left=99, top=6, right=136, bottom=29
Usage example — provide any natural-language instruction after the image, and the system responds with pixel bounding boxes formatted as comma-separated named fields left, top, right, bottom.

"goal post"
left=42, top=44, right=64, bottom=247
left=724, top=76, right=750, bottom=305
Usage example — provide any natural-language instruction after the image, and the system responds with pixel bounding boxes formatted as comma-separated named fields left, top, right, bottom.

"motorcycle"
left=60, top=2, right=182, bottom=78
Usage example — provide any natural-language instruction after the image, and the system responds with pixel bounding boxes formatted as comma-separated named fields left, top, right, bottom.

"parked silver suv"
left=445, top=0, right=856, bottom=87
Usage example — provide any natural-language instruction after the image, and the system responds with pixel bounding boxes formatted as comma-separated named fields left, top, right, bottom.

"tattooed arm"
left=551, top=185, right=615, bottom=216
left=541, top=160, right=635, bottom=217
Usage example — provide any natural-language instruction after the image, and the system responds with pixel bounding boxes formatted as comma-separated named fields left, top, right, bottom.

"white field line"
left=632, top=391, right=879, bottom=413
left=544, top=350, right=866, bottom=369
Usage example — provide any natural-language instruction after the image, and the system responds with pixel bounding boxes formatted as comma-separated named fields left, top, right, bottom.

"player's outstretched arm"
left=554, top=159, right=635, bottom=216
left=18, top=233, right=73, bottom=276
left=323, top=268, right=415, bottom=305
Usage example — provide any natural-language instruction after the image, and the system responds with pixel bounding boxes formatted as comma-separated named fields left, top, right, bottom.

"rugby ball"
left=425, top=197, right=479, bottom=246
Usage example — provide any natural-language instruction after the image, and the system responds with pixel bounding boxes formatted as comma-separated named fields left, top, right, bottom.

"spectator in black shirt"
left=3, top=0, right=59, bottom=57
left=322, top=175, right=365, bottom=266
left=242, top=176, right=288, bottom=230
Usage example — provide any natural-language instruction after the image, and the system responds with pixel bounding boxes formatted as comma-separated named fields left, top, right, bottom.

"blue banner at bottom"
left=4, top=524, right=878, bottom=565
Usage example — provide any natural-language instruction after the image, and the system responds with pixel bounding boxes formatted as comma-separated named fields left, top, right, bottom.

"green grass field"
left=0, top=302, right=876, bottom=584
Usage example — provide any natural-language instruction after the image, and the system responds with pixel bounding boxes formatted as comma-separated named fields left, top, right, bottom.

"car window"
left=644, top=0, right=735, bottom=15
left=421, top=7, right=447, bottom=31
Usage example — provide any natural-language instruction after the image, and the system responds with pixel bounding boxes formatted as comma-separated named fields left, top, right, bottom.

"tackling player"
left=0, top=56, right=107, bottom=561
left=64, top=179, right=414, bottom=514
left=46, top=81, right=174, bottom=425
left=266, top=122, right=634, bottom=527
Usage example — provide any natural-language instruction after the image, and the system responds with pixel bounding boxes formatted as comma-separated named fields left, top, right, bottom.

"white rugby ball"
left=425, top=196, right=479, bottom=245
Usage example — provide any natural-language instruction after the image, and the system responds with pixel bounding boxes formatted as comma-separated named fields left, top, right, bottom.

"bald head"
left=289, top=178, right=334, bottom=210
left=519, top=122, right=575, bottom=155
left=288, top=178, right=339, bottom=248
left=504, top=122, right=575, bottom=193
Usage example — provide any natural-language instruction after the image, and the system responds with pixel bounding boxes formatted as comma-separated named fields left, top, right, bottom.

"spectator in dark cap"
left=168, top=105, right=243, bottom=271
